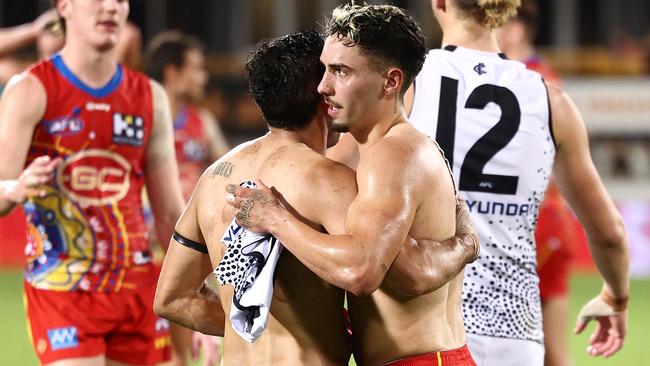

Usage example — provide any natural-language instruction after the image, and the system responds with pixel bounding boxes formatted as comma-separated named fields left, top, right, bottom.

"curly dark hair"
left=245, top=30, right=325, bottom=131
left=324, top=4, right=426, bottom=94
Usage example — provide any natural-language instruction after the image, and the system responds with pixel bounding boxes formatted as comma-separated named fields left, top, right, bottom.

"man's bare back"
left=155, top=31, right=356, bottom=365
left=184, top=135, right=354, bottom=365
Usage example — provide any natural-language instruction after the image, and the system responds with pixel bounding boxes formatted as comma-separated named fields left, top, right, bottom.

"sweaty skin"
left=157, top=121, right=356, bottom=365
left=227, top=35, right=468, bottom=365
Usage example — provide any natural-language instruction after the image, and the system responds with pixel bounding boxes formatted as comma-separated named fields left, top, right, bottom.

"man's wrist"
left=600, top=289, right=629, bottom=312
left=266, top=204, right=288, bottom=237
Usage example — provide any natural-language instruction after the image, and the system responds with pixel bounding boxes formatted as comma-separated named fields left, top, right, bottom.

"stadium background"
left=0, top=0, right=648, bottom=365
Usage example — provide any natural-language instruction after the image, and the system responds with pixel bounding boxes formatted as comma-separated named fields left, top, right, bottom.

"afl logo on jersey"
left=57, top=149, right=131, bottom=206
left=44, top=107, right=84, bottom=136
left=44, top=117, right=84, bottom=136
left=113, top=113, right=144, bottom=146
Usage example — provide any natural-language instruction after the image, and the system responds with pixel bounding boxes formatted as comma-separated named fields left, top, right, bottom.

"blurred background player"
left=145, top=29, right=227, bottom=366
left=0, top=0, right=190, bottom=364
left=405, top=0, right=629, bottom=364
left=146, top=30, right=229, bottom=199
left=497, top=1, right=587, bottom=365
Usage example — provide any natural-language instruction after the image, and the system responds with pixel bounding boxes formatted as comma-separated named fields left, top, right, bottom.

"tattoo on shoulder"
left=211, top=162, right=234, bottom=178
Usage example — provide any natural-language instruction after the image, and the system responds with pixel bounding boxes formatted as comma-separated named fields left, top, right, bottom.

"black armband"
left=173, top=231, right=209, bottom=254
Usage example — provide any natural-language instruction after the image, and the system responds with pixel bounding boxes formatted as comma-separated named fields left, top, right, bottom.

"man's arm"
left=327, top=134, right=478, bottom=296
left=154, top=165, right=225, bottom=336
left=383, top=199, right=479, bottom=296
left=0, top=73, right=52, bottom=215
left=0, top=10, right=57, bottom=56
left=549, top=85, right=629, bottom=357
left=229, top=141, right=423, bottom=296
left=145, top=80, right=185, bottom=250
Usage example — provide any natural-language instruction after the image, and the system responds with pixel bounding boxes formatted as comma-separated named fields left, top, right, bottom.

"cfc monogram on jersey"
left=410, top=46, right=555, bottom=343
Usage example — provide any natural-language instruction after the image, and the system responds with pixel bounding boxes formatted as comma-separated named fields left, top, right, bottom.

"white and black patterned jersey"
left=409, top=46, right=555, bottom=343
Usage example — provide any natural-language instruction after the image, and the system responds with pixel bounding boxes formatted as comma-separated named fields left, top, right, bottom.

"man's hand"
left=191, top=333, right=222, bottom=366
left=574, top=291, right=628, bottom=357
left=225, top=180, right=283, bottom=233
left=1, top=155, right=61, bottom=203
left=455, top=198, right=480, bottom=263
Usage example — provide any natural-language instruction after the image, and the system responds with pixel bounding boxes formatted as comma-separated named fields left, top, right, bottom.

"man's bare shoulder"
left=2, top=72, right=46, bottom=105
left=546, top=83, right=573, bottom=113
left=306, top=152, right=357, bottom=196
left=545, top=82, right=584, bottom=150
left=0, top=72, right=47, bottom=127
left=276, top=143, right=357, bottom=203
left=360, top=123, right=433, bottom=172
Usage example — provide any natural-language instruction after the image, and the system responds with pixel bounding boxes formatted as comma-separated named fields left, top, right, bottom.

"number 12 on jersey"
left=436, top=76, right=521, bottom=195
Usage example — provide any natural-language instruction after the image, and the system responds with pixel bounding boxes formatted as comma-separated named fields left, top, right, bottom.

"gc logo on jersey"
left=57, top=149, right=131, bottom=206
left=47, top=326, right=78, bottom=351
left=113, top=113, right=144, bottom=146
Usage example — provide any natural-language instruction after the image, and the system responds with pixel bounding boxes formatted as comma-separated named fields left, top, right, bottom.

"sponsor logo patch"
left=86, top=102, right=111, bottom=112
left=47, top=327, right=78, bottom=351
left=155, top=317, right=170, bottom=333
left=113, top=113, right=144, bottom=146
left=154, top=335, right=172, bottom=349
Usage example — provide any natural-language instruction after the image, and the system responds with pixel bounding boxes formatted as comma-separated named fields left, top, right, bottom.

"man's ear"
left=435, top=0, right=447, bottom=12
left=384, top=68, right=404, bottom=97
left=57, top=0, right=71, bottom=18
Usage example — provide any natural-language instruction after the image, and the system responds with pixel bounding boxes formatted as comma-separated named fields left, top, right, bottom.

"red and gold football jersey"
left=24, top=54, right=156, bottom=292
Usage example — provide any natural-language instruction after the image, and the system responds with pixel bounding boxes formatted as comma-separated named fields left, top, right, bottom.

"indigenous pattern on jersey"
left=410, top=46, right=555, bottom=342
left=24, top=53, right=155, bottom=292
left=173, top=106, right=209, bottom=199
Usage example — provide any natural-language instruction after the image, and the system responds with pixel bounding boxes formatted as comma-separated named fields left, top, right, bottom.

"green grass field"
left=1, top=270, right=647, bottom=366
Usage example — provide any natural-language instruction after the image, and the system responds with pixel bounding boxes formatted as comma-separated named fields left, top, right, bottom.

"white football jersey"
left=410, top=46, right=555, bottom=343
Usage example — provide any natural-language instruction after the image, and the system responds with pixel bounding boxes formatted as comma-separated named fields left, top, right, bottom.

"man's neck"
left=269, top=119, right=328, bottom=154
left=59, top=39, right=118, bottom=89
left=441, top=21, right=501, bottom=53
left=353, top=101, right=405, bottom=154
